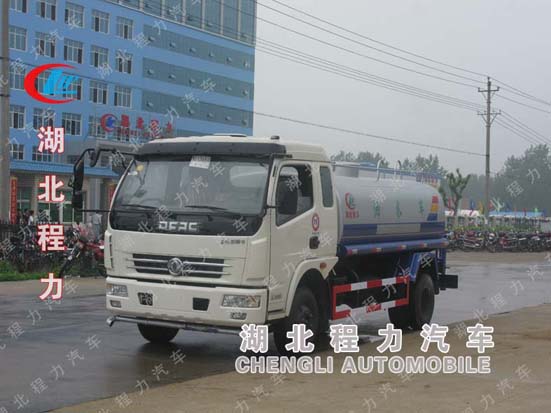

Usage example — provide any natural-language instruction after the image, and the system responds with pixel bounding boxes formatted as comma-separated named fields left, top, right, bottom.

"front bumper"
left=106, top=276, right=268, bottom=328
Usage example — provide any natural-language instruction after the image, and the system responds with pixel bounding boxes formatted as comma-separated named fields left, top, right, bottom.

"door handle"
left=309, top=236, right=320, bottom=249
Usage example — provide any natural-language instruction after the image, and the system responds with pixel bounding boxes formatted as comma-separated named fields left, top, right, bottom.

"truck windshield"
left=113, top=156, right=270, bottom=215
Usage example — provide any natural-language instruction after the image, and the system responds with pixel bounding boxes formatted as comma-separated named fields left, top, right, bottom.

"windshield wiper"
left=185, top=205, right=229, bottom=211
left=184, top=205, right=245, bottom=215
left=116, top=203, right=159, bottom=211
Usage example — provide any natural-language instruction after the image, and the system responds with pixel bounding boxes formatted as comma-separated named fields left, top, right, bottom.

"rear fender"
left=409, top=252, right=439, bottom=293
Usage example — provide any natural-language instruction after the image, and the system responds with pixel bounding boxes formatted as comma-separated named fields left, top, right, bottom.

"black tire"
left=96, top=265, right=107, bottom=278
left=389, top=273, right=435, bottom=331
left=410, top=273, right=435, bottom=330
left=273, top=287, right=320, bottom=356
left=388, top=305, right=411, bottom=329
left=59, top=256, right=75, bottom=277
left=138, top=324, right=178, bottom=344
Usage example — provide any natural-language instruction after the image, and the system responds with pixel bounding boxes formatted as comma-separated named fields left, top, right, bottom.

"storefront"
left=9, top=160, right=118, bottom=225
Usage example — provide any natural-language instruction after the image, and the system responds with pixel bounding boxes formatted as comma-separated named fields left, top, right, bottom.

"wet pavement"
left=1, top=254, right=550, bottom=413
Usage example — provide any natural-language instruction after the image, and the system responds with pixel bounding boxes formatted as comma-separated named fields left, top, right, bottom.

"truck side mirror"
left=276, top=179, right=298, bottom=216
left=71, top=157, right=85, bottom=210
left=72, top=192, right=83, bottom=210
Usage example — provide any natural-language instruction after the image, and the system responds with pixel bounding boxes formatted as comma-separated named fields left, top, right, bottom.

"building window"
left=10, top=144, right=25, bottom=160
left=116, top=17, right=133, bottom=39
left=36, top=0, right=56, bottom=20
left=9, top=65, right=25, bottom=90
left=64, top=2, right=84, bottom=28
left=223, top=0, right=239, bottom=39
left=240, top=0, right=255, bottom=43
left=62, top=112, right=81, bottom=135
left=34, top=70, right=52, bottom=96
left=63, top=39, right=83, bottom=63
left=89, top=81, right=108, bottom=104
left=9, top=105, right=25, bottom=129
left=186, top=0, right=203, bottom=28
left=143, top=0, right=161, bottom=16
left=10, top=0, right=27, bottom=13
left=165, top=0, right=184, bottom=22
left=90, top=45, right=108, bottom=68
left=33, top=108, right=55, bottom=130
left=62, top=77, right=82, bottom=100
left=115, top=50, right=132, bottom=74
left=92, top=10, right=109, bottom=33
left=35, top=32, right=56, bottom=58
left=114, top=86, right=131, bottom=107
left=9, top=26, right=26, bottom=51
left=88, top=116, right=106, bottom=138
left=205, top=0, right=221, bottom=33
left=32, top=146, right=52, bottom=162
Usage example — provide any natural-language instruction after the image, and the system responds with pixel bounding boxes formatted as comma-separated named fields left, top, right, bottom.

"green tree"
left=439, top=169, right=471, bottom=226
left=491, top=145, right=551, bottom=212
left=402, top=154, right=447, bottom=176
left=331, top=150, right=389, bottom=167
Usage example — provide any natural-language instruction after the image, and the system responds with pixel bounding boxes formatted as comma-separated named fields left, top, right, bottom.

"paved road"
left=0, top=253, right=550, bottom=413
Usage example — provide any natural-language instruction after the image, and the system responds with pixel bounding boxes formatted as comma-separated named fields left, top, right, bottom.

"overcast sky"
left=252, top=0, right=551, bottom=174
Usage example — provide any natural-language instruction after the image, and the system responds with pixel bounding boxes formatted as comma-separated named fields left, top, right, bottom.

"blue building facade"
left=7, top=0, right=256, bottom=222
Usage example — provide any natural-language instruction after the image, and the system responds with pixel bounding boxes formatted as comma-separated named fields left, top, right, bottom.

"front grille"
left=129, top=254, right=229, bottom=278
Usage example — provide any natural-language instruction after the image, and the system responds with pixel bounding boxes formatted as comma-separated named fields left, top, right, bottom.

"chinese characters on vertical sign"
left=36, top=127, right=66, bottom=301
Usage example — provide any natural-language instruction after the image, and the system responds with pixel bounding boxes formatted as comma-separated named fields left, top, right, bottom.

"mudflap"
left=439, top=273, right=458, bottom=290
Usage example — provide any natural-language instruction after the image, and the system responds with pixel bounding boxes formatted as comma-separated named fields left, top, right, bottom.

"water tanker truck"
left=70, top=135, right=458, bottom=354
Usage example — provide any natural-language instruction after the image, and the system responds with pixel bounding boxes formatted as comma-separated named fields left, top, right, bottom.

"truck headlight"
left=222, top=295, right=261, bottom=308
left=107, top=284, right=128, bottom=297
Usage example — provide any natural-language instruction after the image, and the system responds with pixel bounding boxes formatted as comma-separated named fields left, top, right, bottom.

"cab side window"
left=276, top=165, right=313, bottom=226
left=320, top=166, right=334, bottom=207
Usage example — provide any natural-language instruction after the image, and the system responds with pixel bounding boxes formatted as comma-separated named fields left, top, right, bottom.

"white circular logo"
left=167, top=258, right=183, bottom=276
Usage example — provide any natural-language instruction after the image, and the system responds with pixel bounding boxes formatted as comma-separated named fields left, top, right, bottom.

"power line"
left=109, top=0, right=548, bottom=155
left=207, top=0, right=482, bottom=88
left=495, top=118, right=542, bottom=146
left=495, top=95, right=551, bottom=114
left=268, top=0, right=488, bottom=78
left=493, top=78, right=551, bottom=107
left=256, top=0, right=485, bottom=85
left=501, top=112, right=551, bottom=144
left=131, top=0, right=487, bottom=112
left=267, top=0, right=551, bottom=108
left=254, top=110, right=486, bottom=157
left=257, top=42, right=484, bottom=112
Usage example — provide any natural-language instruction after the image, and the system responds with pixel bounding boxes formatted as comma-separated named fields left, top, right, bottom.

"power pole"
left=478, top=77, right=500, bottom=221
left=0, top=0, right=11, bottom=222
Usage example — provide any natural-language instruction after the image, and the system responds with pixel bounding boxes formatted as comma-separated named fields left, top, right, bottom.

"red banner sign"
left=10, top=177, right=18, bottom=223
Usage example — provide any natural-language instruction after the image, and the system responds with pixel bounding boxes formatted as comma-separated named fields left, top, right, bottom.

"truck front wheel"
left=273, top=287, right=320, bottom=356
left=138, top=324, right=179, bottom=343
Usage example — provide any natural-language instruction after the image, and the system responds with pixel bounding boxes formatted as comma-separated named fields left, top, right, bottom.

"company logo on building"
left=24, top=63, right=80, bottom=104
left=101, top=114, right=118, bottom=133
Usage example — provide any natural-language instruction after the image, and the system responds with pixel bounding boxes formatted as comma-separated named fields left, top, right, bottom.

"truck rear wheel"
left=410, top=273, right=435, bottom=330
left=388, top=272, right=435, bottom=330
left=138, top=324, right=178, bottom=343
left=273, top=287, right=320, bottom=356
left=388, top=305, right=411, bottom=329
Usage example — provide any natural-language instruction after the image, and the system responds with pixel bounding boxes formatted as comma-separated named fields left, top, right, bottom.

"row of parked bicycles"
left=0, top=225, right=105, bottom=277
left=446, top=229, right=551, bottom=252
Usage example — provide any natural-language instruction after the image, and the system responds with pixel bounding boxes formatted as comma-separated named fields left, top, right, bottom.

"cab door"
left=268, top=162, right=319, bottom=312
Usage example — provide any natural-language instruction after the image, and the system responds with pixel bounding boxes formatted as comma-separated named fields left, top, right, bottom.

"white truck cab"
left=70, top=135, right=456, bottom=354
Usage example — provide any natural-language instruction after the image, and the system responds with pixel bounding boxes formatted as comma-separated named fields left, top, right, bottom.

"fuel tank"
left=335, top=175, right=445, bottom=246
